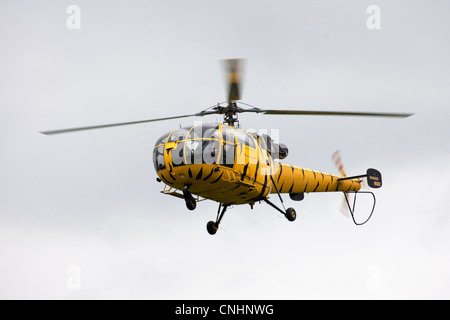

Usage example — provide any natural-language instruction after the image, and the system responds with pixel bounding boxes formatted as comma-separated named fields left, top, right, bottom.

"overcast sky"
left=1, top=0, right=449, bottom=299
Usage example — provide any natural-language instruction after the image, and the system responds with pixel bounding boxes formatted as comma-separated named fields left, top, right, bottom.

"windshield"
left=153, top=124, right=246, bottom=170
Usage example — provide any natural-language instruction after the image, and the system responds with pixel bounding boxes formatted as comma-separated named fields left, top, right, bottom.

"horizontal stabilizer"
left=337, top=168, right=382, bottom=189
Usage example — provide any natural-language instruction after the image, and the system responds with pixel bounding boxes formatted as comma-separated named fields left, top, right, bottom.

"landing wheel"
left=285, top=207, right=297, bottom=222
left=206, top=204, right=229, bottom=235
left=207, top=221, right=218, bottom=235
left=185, top=197, right=196, bottom=211
left=183, top=185, right=196, bottom=211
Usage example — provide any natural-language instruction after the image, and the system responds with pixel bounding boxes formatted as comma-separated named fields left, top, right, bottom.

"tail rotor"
left=332, top=150, right=382, bottom=225
left=331, top=150, right=351, bottom=218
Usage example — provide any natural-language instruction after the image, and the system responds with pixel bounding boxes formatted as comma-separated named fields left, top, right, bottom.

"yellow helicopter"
left=41, top=59, right=413, bottom=235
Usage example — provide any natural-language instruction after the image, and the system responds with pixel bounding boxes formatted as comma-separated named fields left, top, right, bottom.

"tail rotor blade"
left=332, top=150, right=351, bottom=218
left=332, top=150, right=347, bottom=177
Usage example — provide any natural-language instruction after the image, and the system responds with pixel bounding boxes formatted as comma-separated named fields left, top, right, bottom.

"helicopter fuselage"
left=153, top=123, right=361, bottom=205
left=40, top=57, right=399, bottom=234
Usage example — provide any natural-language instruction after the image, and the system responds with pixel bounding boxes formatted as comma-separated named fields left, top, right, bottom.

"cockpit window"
left=234, top=129, right=256, bottom=148
left=221, top=125, right=235, bottom=143
left=185, top=140, right=219, bottom=165
left=203, top=128, right=220, bottom=140
left=169, top=128, right=190, bottom=142
left=171, top=141, right=186, bottom=167
left=155, top=131, right=171, bottom=147
left=220, top=142, right=235, bottom=168
left=185, top=140, right=202, bottom=165
left=154, top=124, right=233, bottom=169
left=258, top=134, right=270, bottom=151
left=153, top=145, right=165, bottom=171
left=202, top=140, right=220, bottom=164
left=186, top=124, right=219, bottom=140
left=187, top=127, right=201, bottom=140
left=201, top=124, right=219, bottom=136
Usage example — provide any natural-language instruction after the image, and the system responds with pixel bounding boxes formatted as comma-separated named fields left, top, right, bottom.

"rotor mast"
left=210, top=101, right=240, bottom=127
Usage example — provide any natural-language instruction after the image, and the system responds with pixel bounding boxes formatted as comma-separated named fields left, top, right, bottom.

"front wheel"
left=185, top=197, right=196, bottom=211
left=285, top=207, right=297, bottom=222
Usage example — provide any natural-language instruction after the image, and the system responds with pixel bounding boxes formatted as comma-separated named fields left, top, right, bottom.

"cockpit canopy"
left=153, top=123, right=288, bottom=173
left=153, top=123, right=257, bottom=172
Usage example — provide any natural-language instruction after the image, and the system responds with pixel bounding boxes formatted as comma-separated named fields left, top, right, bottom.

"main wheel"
left=206, top=221, right=218, bottom=235
left=185, top=197, right=196, bottom=211
left=285, top=207, right=297, bottom=222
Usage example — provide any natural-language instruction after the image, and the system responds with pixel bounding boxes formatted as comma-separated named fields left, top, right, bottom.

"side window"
left=221, top=126, right=235, bottom=144
left=203, top=128, right=220, bottom=140
left=153, top=145, right=166, bottom=171
left=258, top=134, right=270, bottom=151
left=235, top=129, right=256, bottom=148
left=220, top=143, right=235, bottom=168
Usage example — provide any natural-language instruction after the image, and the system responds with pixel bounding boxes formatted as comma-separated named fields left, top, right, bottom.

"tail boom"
left=271, top=163, right=361, bottom=194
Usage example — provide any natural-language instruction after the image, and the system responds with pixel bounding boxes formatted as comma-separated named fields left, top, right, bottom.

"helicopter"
left=41, top=59, right=413, bottom=235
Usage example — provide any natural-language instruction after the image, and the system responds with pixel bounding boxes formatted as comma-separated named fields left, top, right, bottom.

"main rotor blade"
left=40, top=114, right=197, bottom=135
left=261, top=109, right=414, bottom=118
left=223, top=59, right=244, bottom=101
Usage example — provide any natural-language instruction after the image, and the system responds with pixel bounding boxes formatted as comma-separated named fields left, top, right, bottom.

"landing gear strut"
left=263, top=175, right=297, bottom=222
left=207, top=203, right=229, bottom=235
left=263, top=198, right=297, bottom=222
